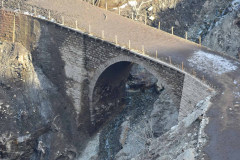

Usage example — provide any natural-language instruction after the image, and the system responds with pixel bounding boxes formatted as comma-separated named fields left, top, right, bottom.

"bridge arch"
left=88, top=55, right=182, bottom=127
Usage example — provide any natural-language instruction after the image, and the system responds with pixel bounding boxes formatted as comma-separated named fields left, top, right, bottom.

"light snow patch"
left=17, top=134, right=31, bottom=143
left=148, top=6, right=153, bottom=11
left=188, top=51, right=238, bottom=75
left=232, top=0, right=240, bottom=10
left=149, top=16, right=155, bottom=21
left=234, top=80, right=238, bottom=85
left=51, top=18, right=56, bottom=23
left=234, top=91, right=240, bottom=98
left=24, top=11, right=32, bottom=16
left=37, top=15, right=46, bottom=20
left=128, top=1, right=137, bottom=7
left=120, top=3, right=128, bottom=9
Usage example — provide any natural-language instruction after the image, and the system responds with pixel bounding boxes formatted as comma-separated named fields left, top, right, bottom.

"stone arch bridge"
left=0, top=2, right=240, bottom=159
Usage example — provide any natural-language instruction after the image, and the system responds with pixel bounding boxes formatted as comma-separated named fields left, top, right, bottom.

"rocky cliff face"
left=0, top=41, right=54, bottom=159
left=158, top=0, right=240, bottom=59
left=0, top=41, right=84, bottom=160
left=202, top=0, right=240, bottom=58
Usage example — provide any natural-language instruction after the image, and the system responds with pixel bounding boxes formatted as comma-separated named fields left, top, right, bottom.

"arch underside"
left=88, top=55, right=185, bottom=130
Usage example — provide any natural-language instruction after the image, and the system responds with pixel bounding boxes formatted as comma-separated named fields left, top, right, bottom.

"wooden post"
left=75, top=20, right=78, bottom=29
left=199, top=36, right=201, bottom=45
left=89, top=24, right=91, bottom=34
left=62, top=16, right=64, bottom=25
left=128, top=40, right=131, bottom=49
left=182, top=62, right=184, bottom=70
left=171, top=26, right=174, bottom=35
left=34, top=7, right=36, bottom=16
left=169, top=56, right=172, bottom=64
left=105, top=2, right=107, bottom=10
left=1, top=1, right=3, bottom=8
left=185, top=31, right=188, bottom=40
left=142, top=45, right=145, bottom=54
left=156, top=50, right=158, bottom=59
left=48, top=11, right=51, bottom=20
left=115, top=35, right=118, bottom=44
left=158, top=21, right=160, bottom=30
left=13, top=15, right=16, bottom=43
left=132, top=12, right=134, bottom=20
left=92, top=0, right=94, bottom=5
left=118, top=8, right=121, bottom=15
left=102, top=30, right=104, bottom=39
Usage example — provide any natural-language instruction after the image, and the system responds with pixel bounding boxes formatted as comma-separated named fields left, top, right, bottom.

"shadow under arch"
left=88, top=55, right=173, bottom=131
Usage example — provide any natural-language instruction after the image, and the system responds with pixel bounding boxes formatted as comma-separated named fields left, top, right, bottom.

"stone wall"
left=179, top=74, right=212, bottom=121
left=0, top=10, right=15, bottom=42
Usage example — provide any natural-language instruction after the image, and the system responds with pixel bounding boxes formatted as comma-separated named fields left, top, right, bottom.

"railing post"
left=158, top=21, right=160, bottom=30
left=48, top=11, right=51, bottom=20
left=115, top=35, right=118, bottom=45
left=102, top=30, right=104, bottom=39
left=18, top=3, right=20, bottom=11
left=13, top=15, right=16, bottom=43
left=89, top=24, right=91, bottom=34
left=118, top=8, right=121, bottom=15
left=169, top=56, right=172, bottom=64
left=62, top=16, right=64, bottom=25
left=199, top=36, right=201, bottom=46
left=171, top=26, right=174, bottom=35
left=105, top=2, right=107, bottom=10
left=1, top=0, right=3, bottom=8
left=182, top=62, right=184, bottom=70
left=128, top=40, right=131, bottom=49
left=75, top=20, right=78, bottom=29
left=185, top=31, right=188, bottom=40
left=156, top=50, right=158, bottom=59
left=34, top=7, right=36, bottom=16
left=142, top=45, right=145, bottom=54
left=132, top=12, right=134, bottom=20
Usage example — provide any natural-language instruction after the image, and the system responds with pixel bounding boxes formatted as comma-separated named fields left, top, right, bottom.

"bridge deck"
left=12, top=0, right=240, bottom=159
